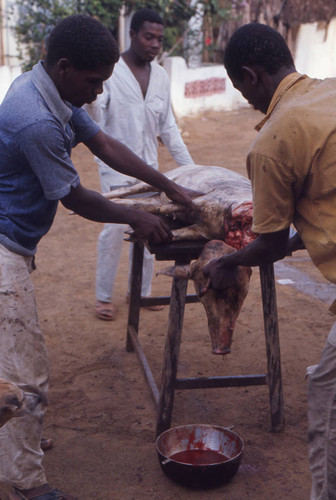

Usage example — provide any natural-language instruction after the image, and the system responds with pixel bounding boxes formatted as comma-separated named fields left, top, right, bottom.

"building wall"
left=163, top=56, right=247, bottom=118
left=1, top=18, right=336, bottom=109
left=294, top=20, right=336, bottom=78
left=164, top=17, right=336, bottom=118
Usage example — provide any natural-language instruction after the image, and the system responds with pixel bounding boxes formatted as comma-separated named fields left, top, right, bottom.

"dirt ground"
left=4, top=107, right=336, bottom=499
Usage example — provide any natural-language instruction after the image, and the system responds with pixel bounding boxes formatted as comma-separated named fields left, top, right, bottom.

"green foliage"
left=10, top=0, right=124, bottom=71
left=202, top=0, right=238, bottom=62
left=10, top=0, right=238, bottom=70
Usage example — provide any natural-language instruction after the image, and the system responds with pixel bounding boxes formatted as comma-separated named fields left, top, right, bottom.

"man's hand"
left=162, top=181, right=200, bottom=208
left=202, top=229, right=291, bottom=292
left=61, top=183, right=172, bottom=244
left=162, top=183, right=202, bottom=223
left=130, top=211, right=173, bottom=244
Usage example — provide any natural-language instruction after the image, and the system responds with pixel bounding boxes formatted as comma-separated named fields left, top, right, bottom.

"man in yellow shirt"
left=204, top=22, right=336, bottom=499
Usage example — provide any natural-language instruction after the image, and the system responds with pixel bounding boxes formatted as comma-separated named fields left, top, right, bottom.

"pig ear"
left=156, top=265, right=191, bottom=279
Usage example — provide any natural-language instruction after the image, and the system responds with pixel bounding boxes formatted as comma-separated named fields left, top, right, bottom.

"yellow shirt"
left=247, top=72, right=336, bottom=283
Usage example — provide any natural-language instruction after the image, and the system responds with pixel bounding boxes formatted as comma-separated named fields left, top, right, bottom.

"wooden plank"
left=127, top=325, right=159, bottom=410
left=259, top=264, right=285, bottom=432
left=175, top=374, right=267, bottom=390
left=126, top=241, right=144, bottom=352
left=149, top=240, right=206, bottom=261
left=156, top=265, right=189, bottom=437
left=140, top=294, right=199, bottom=307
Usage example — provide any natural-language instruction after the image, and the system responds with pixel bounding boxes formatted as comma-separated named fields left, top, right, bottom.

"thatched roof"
left=212, top=0, right=336, bottom=62
left=249, top=0, right=336, bottom=28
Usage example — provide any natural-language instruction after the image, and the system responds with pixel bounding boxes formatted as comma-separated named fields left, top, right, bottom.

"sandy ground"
left=2, top=107, right=336, bottom=500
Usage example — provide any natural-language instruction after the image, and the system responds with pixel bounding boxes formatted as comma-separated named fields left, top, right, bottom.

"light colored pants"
left=95, top=162, right=155, bottom=303
left=308, top=321, right=336, bottom=500
left=0, top=244, right=49, bottom=490
left=96, top=222, right=154, bottom=302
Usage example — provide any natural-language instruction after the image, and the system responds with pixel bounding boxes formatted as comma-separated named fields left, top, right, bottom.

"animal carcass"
left=104, top=164, right=256, bottom=250
left=158, top=240, right=252, bottom=355
left=106, top=165, right=254, bottom=354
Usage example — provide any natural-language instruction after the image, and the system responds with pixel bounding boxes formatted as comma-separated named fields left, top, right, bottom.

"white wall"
left=165, top=17, right=336, bottom=118
left=0, top=65, right=21, bottom=103
left=163, top=56, right=247, bottom=118
left=294, top=18, right=336, bottom=78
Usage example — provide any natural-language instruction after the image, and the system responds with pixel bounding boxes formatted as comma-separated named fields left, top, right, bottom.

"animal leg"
left=107, top=197, right=183, bottom=215
left=103, top=183, right=157, bottom=199
left=172, top=225, right=208, bottom=241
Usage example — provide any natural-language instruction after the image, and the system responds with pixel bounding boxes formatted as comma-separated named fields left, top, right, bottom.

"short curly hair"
left=45, top=14, right=119, bottom=70
left=130, top=8, right=163, bottom=33
left=224, top=23, right=294, bottom=80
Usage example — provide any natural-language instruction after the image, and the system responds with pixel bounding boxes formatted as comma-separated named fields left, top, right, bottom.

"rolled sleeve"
left=247, top=152, right=294, bottom=233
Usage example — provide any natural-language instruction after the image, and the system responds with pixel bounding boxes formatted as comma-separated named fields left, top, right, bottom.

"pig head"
left=158, top=240, right=252, bottom=355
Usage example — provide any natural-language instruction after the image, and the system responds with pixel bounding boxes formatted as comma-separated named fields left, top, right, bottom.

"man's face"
left=130, top=21, right=164, bottom=62
left=230, top=70, right=269, bottom=114
left=58, top=62, right=114, bottom=107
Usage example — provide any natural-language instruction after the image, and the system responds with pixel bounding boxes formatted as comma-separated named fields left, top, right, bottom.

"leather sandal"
left=95, top=301, right=115, bottom=321
left=40, top=438, right=53, bottom=451
left=12, top=483, right=77, bottom=500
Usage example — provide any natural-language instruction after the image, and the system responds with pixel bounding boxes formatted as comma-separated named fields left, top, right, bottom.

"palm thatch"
left=214, top=0, right=336, bottom=61
left=250, top=0, right=336, bottom=28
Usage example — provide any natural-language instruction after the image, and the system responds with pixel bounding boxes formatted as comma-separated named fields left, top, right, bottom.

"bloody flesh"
left=169, top=449, right=230, bottom=465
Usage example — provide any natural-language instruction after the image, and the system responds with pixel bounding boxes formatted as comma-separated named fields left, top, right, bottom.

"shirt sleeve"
left=71, top=106, right=100, bottom=144
left=247, top=151, right=294, bottom=233
left=157, top=71, right=194, bottom=166
left=16, top=118, right=80, bottom=200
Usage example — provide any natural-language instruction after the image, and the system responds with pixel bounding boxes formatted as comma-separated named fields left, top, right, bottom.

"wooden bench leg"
left=156, top=274, right=189, bottom=437
left=259, top=263, right=285, bottom=432
left=126, top=241, right=144, bottom=352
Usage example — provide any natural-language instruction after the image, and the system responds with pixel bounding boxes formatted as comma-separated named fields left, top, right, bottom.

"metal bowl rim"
left=156, top=423, right=244, bottom=465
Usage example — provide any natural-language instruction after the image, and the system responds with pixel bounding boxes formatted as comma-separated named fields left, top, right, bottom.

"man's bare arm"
left=61, top=183, right=173, bottom=244
left=85, top=130, right=196, bottom=209
left=203, top=228, right=290, bottom=291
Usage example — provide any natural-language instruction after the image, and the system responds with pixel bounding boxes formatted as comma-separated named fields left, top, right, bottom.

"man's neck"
left=121, top=49, right=149, bottom=70
left=121, top=49, right=151, bottom=98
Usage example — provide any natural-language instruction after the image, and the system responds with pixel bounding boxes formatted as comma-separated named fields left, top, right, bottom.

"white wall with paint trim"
left=1, top=18, right=336, bottom=111
left=163, top=56, right=247, bottom=118
left=164, top=17, right=336, bottom=118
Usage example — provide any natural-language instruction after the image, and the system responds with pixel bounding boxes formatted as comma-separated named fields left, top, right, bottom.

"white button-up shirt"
left=88, top=57, right=194, bottom=191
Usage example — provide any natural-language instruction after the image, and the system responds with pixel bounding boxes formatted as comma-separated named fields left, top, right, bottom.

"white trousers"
left=95, top=222, right=154, bottom=302
left=308, top=321, right=336, bottom=500
left=95, top=162, right=155, bottom=303
left=0, top=244, right=49, bottom=490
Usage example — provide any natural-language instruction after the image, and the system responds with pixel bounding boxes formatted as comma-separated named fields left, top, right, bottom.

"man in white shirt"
left=89, top=8, right=194, bottom=320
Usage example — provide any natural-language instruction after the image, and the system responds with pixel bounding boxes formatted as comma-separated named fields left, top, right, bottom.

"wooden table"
left=126, top=240, right=284, bottom=437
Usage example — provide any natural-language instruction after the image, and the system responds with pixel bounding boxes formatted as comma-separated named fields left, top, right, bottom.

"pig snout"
left=194, top=261, right=252, bottom=355
left=199, top=291, right=236, bottom=355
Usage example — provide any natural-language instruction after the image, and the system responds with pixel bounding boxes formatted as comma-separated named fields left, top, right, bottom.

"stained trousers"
left=308, top=321, right=336, bottom=500
left=0, top=244, right=49, bottom=490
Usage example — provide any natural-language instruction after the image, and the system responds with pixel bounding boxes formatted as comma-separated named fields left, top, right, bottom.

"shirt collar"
left=31, top=61, right=73, bottom=127
left=255, top=72, right=308, bottom=131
